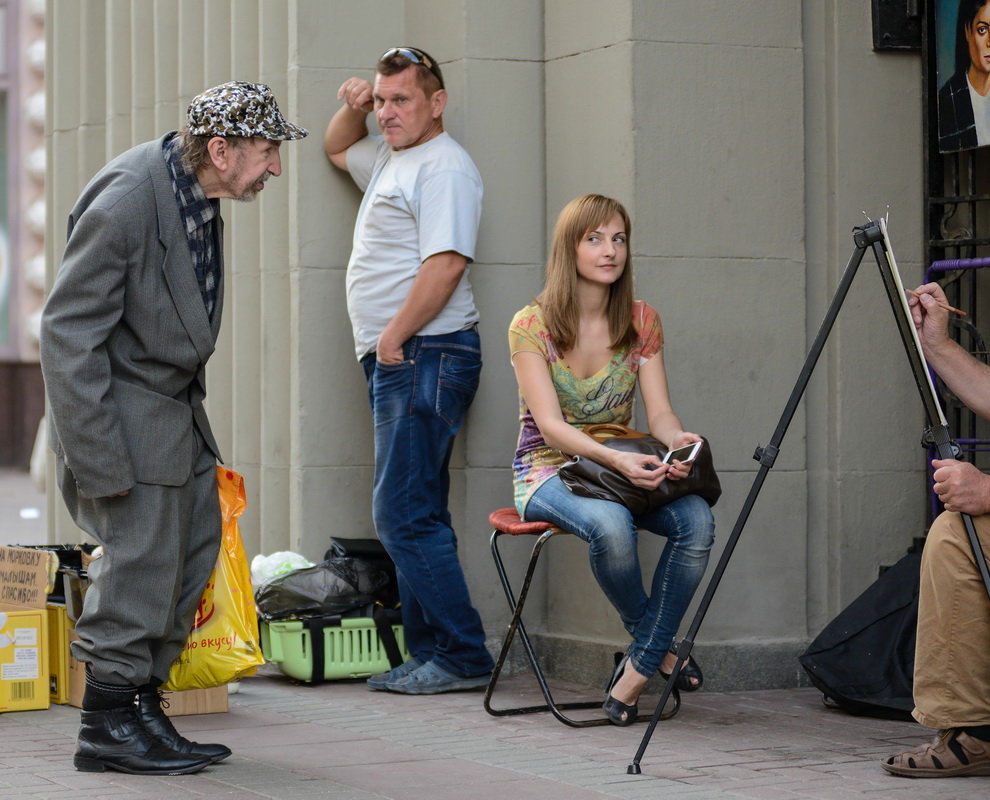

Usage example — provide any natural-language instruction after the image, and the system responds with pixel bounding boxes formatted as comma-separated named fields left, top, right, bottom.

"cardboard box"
left=160, top=686, right=228, bottom=717
left=67, top=631, right=228, bottom=715
left=0, top=546, right=58, bottom=713
left=67, top=630, right=85, bottom=707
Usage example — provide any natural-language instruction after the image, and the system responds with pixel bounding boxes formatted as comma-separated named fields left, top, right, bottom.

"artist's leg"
left=913, top=512, right=990, bottom=730
left=881, top=511, right=990, bottom=777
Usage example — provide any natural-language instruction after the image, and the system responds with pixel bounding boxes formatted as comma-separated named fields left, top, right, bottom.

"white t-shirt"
left=969, top=78, right=990, bottom=145
left=344, top=132, right=483, bottom=360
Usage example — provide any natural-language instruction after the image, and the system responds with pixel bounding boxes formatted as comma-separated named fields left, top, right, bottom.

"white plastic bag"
left=250, top=551, right=314, bottom=587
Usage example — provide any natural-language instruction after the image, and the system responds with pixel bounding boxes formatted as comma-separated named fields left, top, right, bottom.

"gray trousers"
left=58, top=433, right=221, bottom=687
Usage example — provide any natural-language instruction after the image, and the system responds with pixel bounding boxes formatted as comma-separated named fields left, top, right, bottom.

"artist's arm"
left=638, top=349, right=701, bottom=481
left=910, top=283, right=990, bottom=514
left=511, top=351, right=669, bottom=489
left=931, top=459, right=990, bottom=515
left=375, top=251, right=467, bottom=364
left=909, top=283, right=990, bottom=420
left=324, top=78, right=373, bottom=171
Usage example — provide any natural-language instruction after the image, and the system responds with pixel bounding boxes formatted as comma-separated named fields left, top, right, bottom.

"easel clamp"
left=920, top=427, right=961, bottom=458
left=853, top=222, right=884, bottom=247
left=753, top=443, right=779, bottom=467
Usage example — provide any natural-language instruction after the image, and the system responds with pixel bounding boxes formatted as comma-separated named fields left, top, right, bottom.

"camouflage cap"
left=186, top=81, right=308, bottom=140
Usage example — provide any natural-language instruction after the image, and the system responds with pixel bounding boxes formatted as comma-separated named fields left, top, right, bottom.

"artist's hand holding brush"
left=908, top=283, right=955, bottom=357
left=910, top=282, right=990, bottom=423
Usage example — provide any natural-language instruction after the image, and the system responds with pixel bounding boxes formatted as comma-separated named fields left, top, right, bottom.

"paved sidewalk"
left=2, top=663, right=987, bottom=799
left=2, top=467, right=987, bottom=799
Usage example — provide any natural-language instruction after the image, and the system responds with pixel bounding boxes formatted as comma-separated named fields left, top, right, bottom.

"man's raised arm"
left=324, top=77, right=374, bottom=170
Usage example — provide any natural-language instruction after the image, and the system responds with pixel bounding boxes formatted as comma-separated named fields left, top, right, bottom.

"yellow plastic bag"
left=162, top=467, right=264, bottom=690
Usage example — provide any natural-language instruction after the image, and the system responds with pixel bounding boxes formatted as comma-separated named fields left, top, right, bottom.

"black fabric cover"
left=325, top=537, right=399, bottom=608
left=798, top=549, right=921, bottom=720
left=254, top=557, right=391, bottom=621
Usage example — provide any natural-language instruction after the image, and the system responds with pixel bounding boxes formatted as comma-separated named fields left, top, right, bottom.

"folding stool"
left=483, top=507, right=682, bottom=727
left=482, top=507, right=613, bottom=726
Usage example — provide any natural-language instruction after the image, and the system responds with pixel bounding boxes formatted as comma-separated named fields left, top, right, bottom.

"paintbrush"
left=905, top=288, right=967, bottom=317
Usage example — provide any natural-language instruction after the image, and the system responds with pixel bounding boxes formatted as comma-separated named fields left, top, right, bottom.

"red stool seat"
left=488, top=508, right=560, bottom=536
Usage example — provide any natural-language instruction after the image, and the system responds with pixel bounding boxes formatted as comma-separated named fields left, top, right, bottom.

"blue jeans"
left=524, top=476, right=714, bottom=678
left=361, top=328, right=493, bottom=678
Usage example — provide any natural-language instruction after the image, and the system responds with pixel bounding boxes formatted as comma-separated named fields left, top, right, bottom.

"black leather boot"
left=74, top=706, right=212, bottom=774
left=137, top=690, right=232, bottom=763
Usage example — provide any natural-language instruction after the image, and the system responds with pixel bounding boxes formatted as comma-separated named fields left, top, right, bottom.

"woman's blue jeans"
left=524, top=476, right=715, bottom=678
left=361, top=328, right=494, bottom=678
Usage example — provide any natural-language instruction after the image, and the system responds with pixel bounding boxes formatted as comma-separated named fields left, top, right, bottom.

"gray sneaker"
left=366, top=658, right=422, bottom=691
left=383, top=660, right=492, bottom=695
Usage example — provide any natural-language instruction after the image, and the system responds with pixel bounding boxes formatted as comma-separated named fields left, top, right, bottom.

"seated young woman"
left=507, top=194, right=715, bottom=726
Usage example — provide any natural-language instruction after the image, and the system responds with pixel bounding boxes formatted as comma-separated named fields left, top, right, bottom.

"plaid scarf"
left=163, top=134, right=221, bottom=317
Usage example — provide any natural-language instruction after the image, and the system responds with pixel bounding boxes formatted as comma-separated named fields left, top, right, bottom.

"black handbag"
left=557, top=423, right=721, bottom=514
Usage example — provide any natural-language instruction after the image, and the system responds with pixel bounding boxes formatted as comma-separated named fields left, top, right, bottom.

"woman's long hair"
left=956, top=0, right=990, bottom=75
left=536, top=194, right=636, bottom=353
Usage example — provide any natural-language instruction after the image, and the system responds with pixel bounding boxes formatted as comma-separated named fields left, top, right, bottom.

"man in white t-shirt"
left=324, top=47, right=493, bottom=694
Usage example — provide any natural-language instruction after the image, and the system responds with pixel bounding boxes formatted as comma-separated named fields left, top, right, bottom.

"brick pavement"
left=2, top=467, right=988, bottom=799
left=2, top=665, right=988, bottom=800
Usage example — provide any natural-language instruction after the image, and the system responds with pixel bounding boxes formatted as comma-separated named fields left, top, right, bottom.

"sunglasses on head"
left=379, top=47, right=445, bottom=89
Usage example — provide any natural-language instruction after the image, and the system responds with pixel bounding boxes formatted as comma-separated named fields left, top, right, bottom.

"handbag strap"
left=582, top=422, right=647, bottom=442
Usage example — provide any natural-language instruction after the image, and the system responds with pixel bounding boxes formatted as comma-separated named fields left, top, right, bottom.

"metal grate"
left=922, top=0, right=990, bottom=521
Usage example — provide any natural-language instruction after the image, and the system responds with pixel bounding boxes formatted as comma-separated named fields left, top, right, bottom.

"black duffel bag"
left=325, top=537, right=399, bottom=608
left=798, top=548, right=920, bottom=720
left=254, top=557, right=390, bottom=621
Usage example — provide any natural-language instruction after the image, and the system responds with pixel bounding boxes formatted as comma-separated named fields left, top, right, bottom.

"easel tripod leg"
left=627, top=232, right=874, bottom=774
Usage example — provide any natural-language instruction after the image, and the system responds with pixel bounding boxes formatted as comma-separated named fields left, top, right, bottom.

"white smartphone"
left=662, top=441, right=702, bottom=465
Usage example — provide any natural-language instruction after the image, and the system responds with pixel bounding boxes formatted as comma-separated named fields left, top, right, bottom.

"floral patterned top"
left=508, top=301, right=664, bottom=514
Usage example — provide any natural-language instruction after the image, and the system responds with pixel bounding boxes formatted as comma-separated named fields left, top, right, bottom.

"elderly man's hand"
left=932, top=458, right=990, bottom=515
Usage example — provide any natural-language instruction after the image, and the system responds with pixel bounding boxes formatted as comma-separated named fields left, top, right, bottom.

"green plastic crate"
left=260, top=617, right=409, bottom=681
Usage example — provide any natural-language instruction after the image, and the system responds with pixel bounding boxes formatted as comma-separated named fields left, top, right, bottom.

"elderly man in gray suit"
left=40, top=82, right=306, bottom=776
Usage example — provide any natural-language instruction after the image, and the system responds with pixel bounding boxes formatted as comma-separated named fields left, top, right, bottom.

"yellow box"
left=46, top=604, right=73, bottom=704
left=1, top=546, right=57, bottom=713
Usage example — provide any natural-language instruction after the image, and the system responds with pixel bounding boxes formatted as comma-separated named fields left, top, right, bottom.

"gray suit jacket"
left=40, top=134, right=224, bottom=499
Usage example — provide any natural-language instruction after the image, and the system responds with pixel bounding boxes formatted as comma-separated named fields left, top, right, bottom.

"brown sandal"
left=881, top=729, right=990, bottom=778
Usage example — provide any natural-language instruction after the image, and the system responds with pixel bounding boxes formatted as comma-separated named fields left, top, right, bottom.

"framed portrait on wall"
left=936, top=0, right=990, bottom=151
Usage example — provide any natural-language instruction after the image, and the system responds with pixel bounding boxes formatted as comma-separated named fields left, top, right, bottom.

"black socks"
left=138, top=677, right=164, bottom=697
left=82, top=672, right=140, bottom=711
left=963, top=725, right=990, bottom=742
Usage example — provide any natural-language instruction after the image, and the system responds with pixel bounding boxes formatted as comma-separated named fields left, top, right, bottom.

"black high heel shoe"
left=660, top=642, right=704, bottom=692
left=603, top=655, right=638, bottom=726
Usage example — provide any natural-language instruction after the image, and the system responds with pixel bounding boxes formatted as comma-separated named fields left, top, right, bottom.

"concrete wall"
left=45, top=0, right=928, bottom=689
